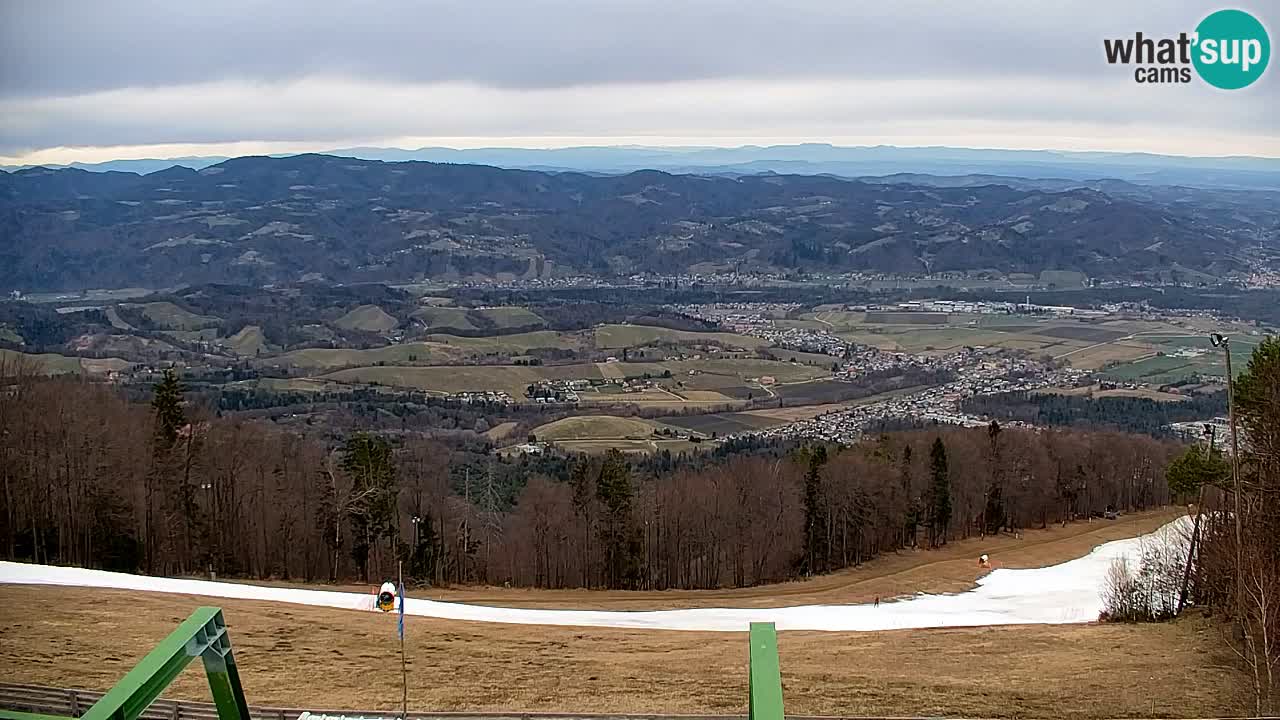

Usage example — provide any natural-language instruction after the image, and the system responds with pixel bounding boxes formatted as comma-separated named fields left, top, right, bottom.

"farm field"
left=333, top=304, right=399, bottom=333
left=223, top=325, right=267, bottom=356
left=123, top=301, right=220, bottom=330
left=0, top=348, right=129, bottom=376
left=1038, top=385, right=1190, bottom=402
left=410, top=306, right=477, bottom=331
left=532, top=415, right=682, bottom=441
left=474, top=306, right=546, bottom=329
left=422, top=331, right=579, bottom=354
left=267, top=342, right=468, bottom=370
left=661, top=412, right=781, bottom=435
left=593, top=324, right=769, bottom=350
left=321, top=363, right=604, bottom=396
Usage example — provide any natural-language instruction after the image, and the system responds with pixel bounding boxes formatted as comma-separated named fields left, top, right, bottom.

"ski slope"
left=0, top=517, right=1187, bottom=632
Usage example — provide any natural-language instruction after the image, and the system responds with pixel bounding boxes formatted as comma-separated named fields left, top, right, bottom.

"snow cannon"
left=375, top=581, right=397, bottom=612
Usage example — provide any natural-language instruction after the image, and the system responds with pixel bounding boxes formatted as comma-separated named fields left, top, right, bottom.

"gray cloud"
left=0, top=1, right=1276, bottom=160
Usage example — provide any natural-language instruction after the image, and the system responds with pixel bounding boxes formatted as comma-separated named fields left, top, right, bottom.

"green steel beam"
left=748, top=622, right=784, bottom=720
left=74, top=606, right=249, bottom=720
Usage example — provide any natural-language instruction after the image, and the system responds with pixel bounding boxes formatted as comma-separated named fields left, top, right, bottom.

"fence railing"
left=0, top=684, right=747, bottom=720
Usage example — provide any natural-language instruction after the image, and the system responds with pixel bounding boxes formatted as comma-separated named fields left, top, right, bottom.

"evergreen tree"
left=899, top=445, right=918, bottom=548
left=802, top=445, right=829, bottom=574
left=569, top=457, right=595, bottom=586
left=928, top=437, right=952, bottom=547
left=340, top=434, right=399, bottom=583
left=595, top=449, right=639, bottom=588
left=150, top=369, right=186, bottom=449
left=984, top=420, right=1006, bottom=535
left=145, top=369, right=187, bottom=573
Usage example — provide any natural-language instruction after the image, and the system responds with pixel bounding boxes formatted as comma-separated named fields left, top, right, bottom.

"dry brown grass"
left=4, top=510, right=1246, bottom=718
left=0, top=585, right=1248, bottom=718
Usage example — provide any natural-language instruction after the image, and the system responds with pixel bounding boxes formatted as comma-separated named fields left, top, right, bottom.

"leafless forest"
left=1, top=355, right=1181, bottom=591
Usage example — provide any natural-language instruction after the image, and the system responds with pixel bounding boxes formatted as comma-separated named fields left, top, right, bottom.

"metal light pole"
left=1210, top=333, right=1244, bottom=625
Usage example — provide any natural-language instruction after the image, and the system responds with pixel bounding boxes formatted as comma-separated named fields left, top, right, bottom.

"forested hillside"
left=0, top=354, right=1178, bottom=589
left=1, top=154, right=1266, bottom=290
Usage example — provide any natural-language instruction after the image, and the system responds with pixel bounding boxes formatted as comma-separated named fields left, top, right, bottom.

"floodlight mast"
left=1209, top=333, right=1245, bottom=639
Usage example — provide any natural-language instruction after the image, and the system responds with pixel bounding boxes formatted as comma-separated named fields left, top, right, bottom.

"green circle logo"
left=1193, top=9, right=1270, bottom=89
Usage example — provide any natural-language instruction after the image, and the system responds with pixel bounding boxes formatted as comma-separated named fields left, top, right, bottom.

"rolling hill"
left=2, top=154, right=1272, bottom=291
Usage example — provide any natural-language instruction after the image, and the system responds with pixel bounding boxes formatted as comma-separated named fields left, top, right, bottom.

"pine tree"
left=899, top=445, right=918, bottom=548
left=929, top=437, right=952, bottom=547
left=984, top=420, right=1006, bottom=535
left=569, top=457, right=595, bottom=586
left=802, top=445, right=829, bottom=574
left=145, top=369, right=187, bottom=573
left=150, top=369, right=186, bottom=449
left=595, top=449, right=638, bottom=588
left=340, top=434, right=398, bottom=583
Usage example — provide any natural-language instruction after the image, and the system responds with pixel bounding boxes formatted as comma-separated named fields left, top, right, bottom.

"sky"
left=1, top=1, right=1277, bottom=165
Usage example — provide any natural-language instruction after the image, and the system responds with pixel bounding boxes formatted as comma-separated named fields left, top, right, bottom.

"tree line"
left=1165, top=337, right=1280, bottom=714
left=1, top=354, right=1180, bottom=591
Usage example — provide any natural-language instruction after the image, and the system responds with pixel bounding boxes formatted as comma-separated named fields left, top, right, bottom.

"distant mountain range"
left=3, top=154, right=1277, bottom=291
left=7, top=144, right=1280, bottom=191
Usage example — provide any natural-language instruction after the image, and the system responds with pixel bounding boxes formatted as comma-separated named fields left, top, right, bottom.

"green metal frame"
left=0, top=607, right=249, bottom=720
left=748, top=622, right=784, bottom=720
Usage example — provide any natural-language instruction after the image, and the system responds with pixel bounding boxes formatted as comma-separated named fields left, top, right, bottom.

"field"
left=760, top=347, right=838, bottom=366
left=661, top=412, right=781, bottom=435
left=122, top=301, right=221, bottom=331
left=593, top=325, right=769, bottom=350
left=223, top=325, right=267, bottom=356
left=410, top=306, right=477, bottom=331
left=1039, top=385, right=1190, bottom=402
left=333, top=304, right=399, bottom=333
left=0, top=349, right=88, bottom=375
left=422, top=331, right=578, bottom=354
left=532, top=415, right=679, bottom=441
left=809, top=310, right=1274, bottom=382
left=0, top=510, right=1250, bottom=717
left=322, top=364, right=580, bottom=396
left=269, top=342, right=468, bottom=370
left=474, top=306, right=545, bottom=329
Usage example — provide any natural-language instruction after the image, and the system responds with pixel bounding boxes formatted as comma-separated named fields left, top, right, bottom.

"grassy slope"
left=0, top=510, right=1248, bottom=717
left=333, top=305, right=399, bottom=333
left=410, top=307, right=477, bottom=331
left=594, top=324, right=770, bottom=350
left=127, top=301, right=220, bottom=330
left=475, top=306, right=545, bottom=329
left=270, top=342, right=465, bottom=369
left=533, top=415, right=669, bottom=440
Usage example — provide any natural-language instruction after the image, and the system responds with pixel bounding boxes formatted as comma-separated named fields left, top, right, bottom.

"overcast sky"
left=1, top=0, right=1276, bottom=164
